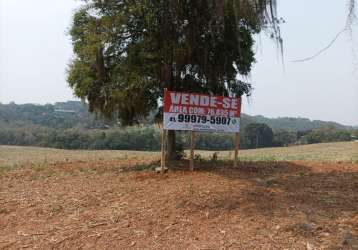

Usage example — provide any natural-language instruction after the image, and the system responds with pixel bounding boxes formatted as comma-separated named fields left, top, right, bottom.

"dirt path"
left=0, top=160, right=357, bottom=249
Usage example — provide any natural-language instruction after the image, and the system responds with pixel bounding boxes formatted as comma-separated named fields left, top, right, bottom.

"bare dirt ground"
left=0, top=157, right=357, bottom=249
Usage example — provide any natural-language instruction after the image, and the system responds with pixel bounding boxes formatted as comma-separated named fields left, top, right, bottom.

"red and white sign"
left=163, top=90, right=241, bottom=133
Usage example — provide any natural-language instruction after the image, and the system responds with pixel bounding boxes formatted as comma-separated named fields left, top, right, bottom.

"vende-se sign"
left=163, top=90, right=241, bottom=133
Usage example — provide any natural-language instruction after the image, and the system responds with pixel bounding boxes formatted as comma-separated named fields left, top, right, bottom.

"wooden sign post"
left=162, top=90, right=242, bottom=172
left=189, top=130, right=195, bottom=171
left=234, top=132, right=240, bottom=168
left=234, top=98, right=242, bottom=168
left=160, top=127, right=166, bottom=174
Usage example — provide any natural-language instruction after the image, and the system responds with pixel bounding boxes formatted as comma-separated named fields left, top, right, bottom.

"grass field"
left=197, top=141, right=358, bottom=162
left=1, top=141, right=357, bottom=168
left=0, top=142, right=357, bottom=249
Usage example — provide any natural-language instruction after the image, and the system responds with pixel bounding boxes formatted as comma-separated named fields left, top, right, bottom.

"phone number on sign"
left=171, top=114, right=237, bottom=125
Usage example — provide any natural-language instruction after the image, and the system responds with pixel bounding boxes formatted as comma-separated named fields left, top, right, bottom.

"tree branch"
left=291, top=28, right=346, bottom=63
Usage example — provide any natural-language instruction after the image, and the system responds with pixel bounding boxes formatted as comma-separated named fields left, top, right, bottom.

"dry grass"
left=0, top=145, right=159, bottom=168
left=197, top=141, right=358, bottom=162
left=0, top=141, right=356, bottom=169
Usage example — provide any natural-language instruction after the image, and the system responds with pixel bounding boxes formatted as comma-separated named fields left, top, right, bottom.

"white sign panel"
left=163, top=91, right=241, bottom=133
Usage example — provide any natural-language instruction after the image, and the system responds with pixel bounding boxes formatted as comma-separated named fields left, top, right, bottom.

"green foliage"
left=273, top=130, right=297, bottom=147
left=300, top=126, right=352, bottom=144
left=246, top=115, right=349, bottom=132
left=0, top=102, right=355, bottom=151
left=0, top=101, right=111, bottom=129
left=0, top=125, right=161, bottom=151
left=0, top=122, right=354, bottom=151
left=67, top=0, right=282, bottom=125
left=244, top=123, right=274, bottom=149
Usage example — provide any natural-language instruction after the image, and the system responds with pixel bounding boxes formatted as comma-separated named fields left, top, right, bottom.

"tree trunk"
left=166, top=130, right=177, bottom=160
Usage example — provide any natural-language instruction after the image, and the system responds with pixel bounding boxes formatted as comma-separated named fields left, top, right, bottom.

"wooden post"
left=189, top=130, right=195, bottom=171
left=161, top=127, right=166, bottom=174
left=234, top=97, right=242, bottom=167
left=234, top=132, right=240, bottom=167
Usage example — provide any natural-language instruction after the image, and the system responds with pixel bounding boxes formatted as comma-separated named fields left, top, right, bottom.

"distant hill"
left=241, top=114, right=351, bottom=132
left=0, top=101, right=355, bottom=151
left=0, top=101, right=112, bottom=129
left=0, top=101, right=352, bottom=131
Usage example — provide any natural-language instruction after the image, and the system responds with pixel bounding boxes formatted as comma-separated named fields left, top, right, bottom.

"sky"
left=0, top=0, right=357, bottom=126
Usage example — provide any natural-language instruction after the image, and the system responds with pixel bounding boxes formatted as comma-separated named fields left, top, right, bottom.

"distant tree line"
left=298, top=126, right=353, bottom=144
left=0, top=102, right=352, bottom=131
left=0, top=102, right=356, bottom=151
left=0, top=125, right=160, bottom=150
left=0, top=102, right=113, bottom=129
left=0, top=122, right=355, bottom=151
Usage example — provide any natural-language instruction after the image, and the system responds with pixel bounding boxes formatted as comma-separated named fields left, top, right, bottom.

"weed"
left=298, top=171, right=305, bottom=178
left=194, top=154, right=203, bottom=161
left=211, top=152, right=219, bottom=162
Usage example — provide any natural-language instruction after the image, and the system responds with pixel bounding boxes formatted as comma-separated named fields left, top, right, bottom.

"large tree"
left=67, top=0, right=354, bottom=159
